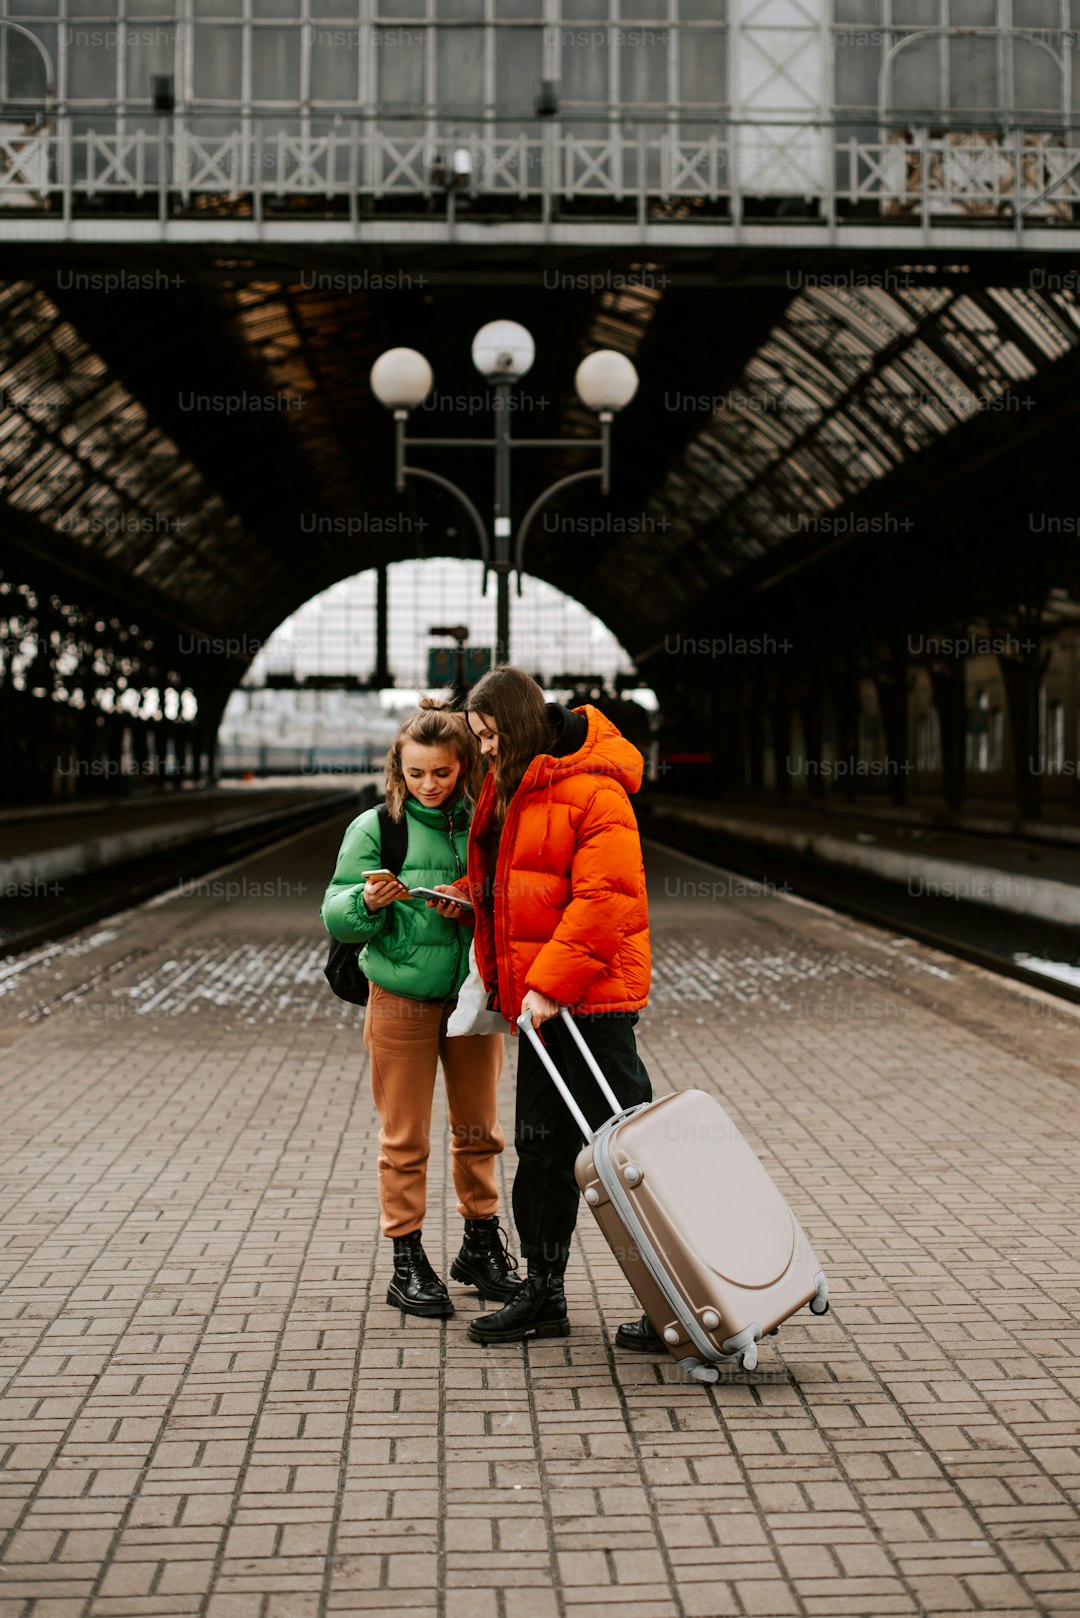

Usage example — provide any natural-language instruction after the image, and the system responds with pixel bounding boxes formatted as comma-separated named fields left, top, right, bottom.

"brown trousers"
left=363, top=982, right=506, bottom=1238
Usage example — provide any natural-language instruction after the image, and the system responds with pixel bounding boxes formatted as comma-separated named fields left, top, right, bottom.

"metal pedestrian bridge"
left=4, top=119, right=1080, bottom=246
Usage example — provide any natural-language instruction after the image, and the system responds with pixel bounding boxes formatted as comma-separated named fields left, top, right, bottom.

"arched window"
left=1040, top=690, right=1066, bottom=774
left=835, top=0, right=1069, bottom=133
left=966, top=687, right=990, bottom=772
left=987, top=702, right=1004, bottom=772
left=916, top=706, right=942, bottom=772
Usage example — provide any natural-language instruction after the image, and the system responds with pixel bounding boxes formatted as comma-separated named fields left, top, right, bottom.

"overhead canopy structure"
left=4, top=260, right=1080, bottom=636
left=626, top=278, right=1080, bottom=631
left=658, top=281, right=1075, bottom=544
left=2, top=246, right=1080, bottom=802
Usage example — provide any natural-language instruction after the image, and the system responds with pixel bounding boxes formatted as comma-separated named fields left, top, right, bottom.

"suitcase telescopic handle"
left=517, top=1006, right=626, bottom=1141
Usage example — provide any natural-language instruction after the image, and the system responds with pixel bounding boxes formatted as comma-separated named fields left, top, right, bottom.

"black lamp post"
left=370, top=322, right=639, bottom=664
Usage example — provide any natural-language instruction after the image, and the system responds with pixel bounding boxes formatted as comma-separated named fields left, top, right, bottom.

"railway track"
left=8, top=790, right=1078, bottom=1012
left=641, top=809, right=1080, bottom=1008
left=2, top=787, right=368, bottom=957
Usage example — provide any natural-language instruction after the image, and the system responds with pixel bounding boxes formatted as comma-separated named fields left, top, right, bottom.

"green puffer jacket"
left=320, top=794, right=472, bottom=1003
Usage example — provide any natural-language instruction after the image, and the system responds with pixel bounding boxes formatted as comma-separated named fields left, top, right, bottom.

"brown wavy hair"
left=384, top=696, right=483, bottom=821
left=465, top=666, right=557, bottom=826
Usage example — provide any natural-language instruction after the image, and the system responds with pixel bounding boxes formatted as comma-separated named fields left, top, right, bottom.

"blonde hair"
left=384, top=696, right=483, bottom=821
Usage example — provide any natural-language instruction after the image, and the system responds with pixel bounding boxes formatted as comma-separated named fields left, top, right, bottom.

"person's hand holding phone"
left=427, top=884, right=475, bottom=925
left=363, top=872, right=409, bottom=912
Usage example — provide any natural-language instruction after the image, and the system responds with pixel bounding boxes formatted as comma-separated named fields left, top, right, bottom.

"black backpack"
left=324, top=802, right=409, bottom=1005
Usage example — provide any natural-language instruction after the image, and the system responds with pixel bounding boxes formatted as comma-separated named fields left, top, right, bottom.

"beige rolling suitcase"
left=518, top=1008, right=830, bottom=1381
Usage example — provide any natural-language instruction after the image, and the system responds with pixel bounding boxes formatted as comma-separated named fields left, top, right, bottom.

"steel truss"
left=635, top=279, right=1080, bottom=602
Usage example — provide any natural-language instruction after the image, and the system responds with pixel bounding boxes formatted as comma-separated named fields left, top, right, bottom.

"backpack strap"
left=376, top=801, right=409, bottom=876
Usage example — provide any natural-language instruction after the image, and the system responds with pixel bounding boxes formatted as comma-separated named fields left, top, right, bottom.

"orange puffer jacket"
left=459, top=704, right=651, bottom=1025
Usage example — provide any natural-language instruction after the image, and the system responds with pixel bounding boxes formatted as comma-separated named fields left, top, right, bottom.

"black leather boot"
left=450, top=1216, right=521, bottom=1302
left=614, top=1313, right=665, bottom=1353
left=386, top=1231, right=454, bottom=1318
left=466, top=1265, right=569, bottom=1345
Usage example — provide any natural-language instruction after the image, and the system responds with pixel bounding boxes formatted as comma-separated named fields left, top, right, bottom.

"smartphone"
left=408, top=886, right=473, bottom=911
left=361, top=868, right=400, bottom=882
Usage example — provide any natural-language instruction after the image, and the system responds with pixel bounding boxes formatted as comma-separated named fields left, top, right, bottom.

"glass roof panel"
left=0, top=281, right=268, bottom=631
left=642, top=276, right=1077, bottom=599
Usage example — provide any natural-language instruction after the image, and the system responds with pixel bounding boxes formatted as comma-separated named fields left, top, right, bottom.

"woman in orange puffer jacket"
left=428, top=665, right=664, bottom=1353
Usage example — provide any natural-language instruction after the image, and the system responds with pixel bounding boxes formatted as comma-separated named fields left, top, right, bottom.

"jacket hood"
left=547, top=702, right=589, bottom=758
left=524, top=704, right=643, bottom=796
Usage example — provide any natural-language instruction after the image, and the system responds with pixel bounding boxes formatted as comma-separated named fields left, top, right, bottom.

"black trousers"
left=512, top=1011, right=652, bottom=1271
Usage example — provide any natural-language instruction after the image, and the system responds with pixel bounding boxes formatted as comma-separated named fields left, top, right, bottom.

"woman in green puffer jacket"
left=320, top=697, right=519, bottom=1321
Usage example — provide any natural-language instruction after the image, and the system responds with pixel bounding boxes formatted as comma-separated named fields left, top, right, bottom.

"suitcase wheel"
left=810, top=1298, right=830, bottom=1316
left=739, top=1343, right=758, bottom=1372
left=810, top=1274, right=830, bottom=1316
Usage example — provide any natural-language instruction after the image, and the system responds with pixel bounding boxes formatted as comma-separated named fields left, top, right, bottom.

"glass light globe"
left=575, top=349, right=639, bottom=413
left=471, top=320, right=535, bottom=381
left=370, top=348, right=434, bottom=410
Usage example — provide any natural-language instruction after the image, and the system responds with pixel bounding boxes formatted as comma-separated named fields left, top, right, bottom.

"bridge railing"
left=1, top=120, right=1078, bottom=229
left=844, top=130, right=1077, bottom=222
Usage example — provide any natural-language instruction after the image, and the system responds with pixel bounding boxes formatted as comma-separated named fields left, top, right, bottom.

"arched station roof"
left=3, top=255, right=1080, bottom=694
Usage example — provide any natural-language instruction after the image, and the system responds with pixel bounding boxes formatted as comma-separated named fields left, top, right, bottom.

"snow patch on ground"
left=650, top=932, right=936, bottom=1015
left=1012, top=952, right=1080, bottom=989
left=103, top=937, right=356, bottom=1024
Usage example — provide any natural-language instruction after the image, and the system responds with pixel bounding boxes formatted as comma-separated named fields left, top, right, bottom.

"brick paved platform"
left=1, top=821, right=1079, bottom=1618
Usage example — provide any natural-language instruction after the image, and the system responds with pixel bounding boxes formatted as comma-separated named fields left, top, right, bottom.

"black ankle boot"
left=450, top=1216, right=521, bottom=1302
left=614, top=1313, right=665, bottom=1353
left=387, top=1231, right=454, bottom=1318
left=466, top=1266, right=569, bottom=1346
